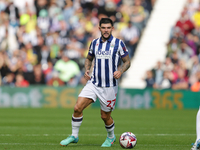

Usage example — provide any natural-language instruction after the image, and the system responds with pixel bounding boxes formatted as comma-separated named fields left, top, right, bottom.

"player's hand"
left=113, top=71, right=122, bottom=79
left=84, top=70, right=91, bottom=81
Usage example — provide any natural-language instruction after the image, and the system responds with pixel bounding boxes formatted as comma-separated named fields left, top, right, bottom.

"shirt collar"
left=100, top=35, right=113, bottom=43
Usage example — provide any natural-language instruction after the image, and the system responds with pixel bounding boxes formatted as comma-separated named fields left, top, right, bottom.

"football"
left=119, top=132, right=137, bottom=149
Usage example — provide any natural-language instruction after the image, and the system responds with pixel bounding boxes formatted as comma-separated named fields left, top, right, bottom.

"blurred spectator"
left=193, top=26, right=200, bottom=39
left=166, top=36, right=180, bottom=57
left=188, top=56, right=200, bottom=85
left=2, top=72, right=15, bottom=86
left=175, top=11, right=194, bottom=36
left=65, top=36, right=85, bottom=60
left=191, top=71, right=200, bottom=92
left=37, top=45, right=51, bottom=70
left=63, top=0, right=74, bottom=24
left=29, top=64, right=46, bottom=85
left=120, top=21, right=139, bottom=58
left=158, top=70, right=172, bottom=89
left=151, top=61, right=164, bottom=88
left=143, top=70, right=155, bottom=88
left=0, top=51, right=10, bottom=78
left=192, top=5, right=200, bottom=28
left=15, top=72, right=29, bottom=87
left=37, top=8, right=50, bottom=35
left=171, top=68, right=189, bottom=90
left=4, top=0, right=19, bottom=27
left=54, top=51, right=80, bottom=84
left=43, top=60, right=54, bottom=82
left=142, top=0, right=156, bottom=15
left=185, top=33, right=197, bottom=55
left=47, top=70, right=65, bottom=86
left=24, top=42, right=38, bottom=65
left=162, top=57, right=174, bottom=71
left=130, top=0, right=147, bottom=32
left=0, top=0, right=154, bottom=87
left=185, top=0, right=199, bottom=19
left=0, top=19, right=18, bottom=54
left=170, top=52, right=179, bottom=64
left=177, top=42, right=193, bottom=62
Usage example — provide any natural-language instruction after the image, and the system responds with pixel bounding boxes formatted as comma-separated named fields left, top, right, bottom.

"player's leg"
left=191, top=108, right=200, bottom=150
left=71, top=97, right=93, bottom=138
left=101, top=110, right=116, bottom=147
left=60, top=97, right=93, bottom=146
left=101, top=110, right=115, bottom=138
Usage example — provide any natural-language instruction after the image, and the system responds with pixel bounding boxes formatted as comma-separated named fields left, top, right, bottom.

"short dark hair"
left=99, top=18, right=113, bottom=27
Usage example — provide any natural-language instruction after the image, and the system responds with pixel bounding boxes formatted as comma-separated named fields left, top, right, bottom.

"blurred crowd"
left=143, top=0, right=200, bottom=91
left=0, top=0, right=155, bottom=87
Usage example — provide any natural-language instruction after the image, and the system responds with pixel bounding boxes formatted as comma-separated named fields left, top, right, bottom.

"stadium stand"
left=0, top=0, right=154, bottom=87
left=121, top=0, right=200, bottom=91
left=121, top=0, right=195, bottom=89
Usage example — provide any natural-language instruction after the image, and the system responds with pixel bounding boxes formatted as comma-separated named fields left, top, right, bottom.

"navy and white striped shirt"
left=88, top=35, right=129, bottom=87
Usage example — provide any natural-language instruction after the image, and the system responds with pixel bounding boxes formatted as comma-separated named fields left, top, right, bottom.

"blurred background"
left=0, top=0, right=155, bottom=87
left=1, top=0, right=200, bottom=109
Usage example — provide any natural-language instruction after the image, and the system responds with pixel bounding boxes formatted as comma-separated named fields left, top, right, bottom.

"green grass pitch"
left=0, top=108, right=198, bottom=150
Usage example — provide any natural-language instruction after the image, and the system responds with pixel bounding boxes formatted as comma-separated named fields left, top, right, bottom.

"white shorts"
left=78, top=81, right=118, bottom=112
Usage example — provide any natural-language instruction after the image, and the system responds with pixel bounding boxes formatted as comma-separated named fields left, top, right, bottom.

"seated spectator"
left=169, top=63, right=179, bottom=84
left=130, top=0, right=147, bottom=32
left=188, top=56, right=200, bottom=85
left=170, top=51, right=179, bottom=64
left=154, top=70, right=172, bottom=89
left=47, top=70, right=65, bottom=86
left=65, top=36, right=85, bottom=59
left=175, top=11, right=194, bottom=36
left=191, top=71, right=200, bottom=92
left=177, top=42, right=193, bottom=62
left=15, top=72, right=29, bottom=87
left=171, top=68, right=189, bottom=90
left=162, top=57, right=174, bottom=71
left=185, top=33, right=197, bottom=56
left=151, top=61, right=164, bottom=88
left=120, top=21, right=139, bottom=58
left=143, top=70, right=155, bottom=88
left=166, top=36, right=180, bottom=57
left=0, top=51, right=11, bottom=78
left=192, top=5, right=200, bottom=28
left=2, top=72, right=15, bottom=86
left=54, top=51, right=80, bottom=84
left=29, top=64, right=46, bottom=85
left=158, top=70, right=172, bottom=89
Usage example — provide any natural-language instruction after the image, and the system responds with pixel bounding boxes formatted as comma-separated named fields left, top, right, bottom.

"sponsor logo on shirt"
left=96, top=50, right=111, bottom=59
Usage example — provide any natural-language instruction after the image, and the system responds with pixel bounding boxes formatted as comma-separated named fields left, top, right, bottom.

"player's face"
left=99, top=23, right=114, bottom=41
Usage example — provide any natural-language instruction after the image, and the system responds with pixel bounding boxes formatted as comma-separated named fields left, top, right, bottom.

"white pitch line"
left=0, top=143, right=189, bottom=147
left=0, top=133, right=196, bottom=136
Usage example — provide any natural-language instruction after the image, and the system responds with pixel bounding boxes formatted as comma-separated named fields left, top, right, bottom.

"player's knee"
left=74, top=104, right=82, bottom=114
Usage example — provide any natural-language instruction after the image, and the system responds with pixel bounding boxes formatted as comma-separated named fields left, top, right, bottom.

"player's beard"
left=101, top=32, right=111, bottom=41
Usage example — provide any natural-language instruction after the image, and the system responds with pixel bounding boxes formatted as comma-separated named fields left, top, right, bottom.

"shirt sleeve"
left=119, top=40, right=129, bottom=58
left=88, top=40, right=95, bottom=56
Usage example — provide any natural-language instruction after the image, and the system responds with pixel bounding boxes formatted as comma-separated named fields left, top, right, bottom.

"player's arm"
left=84, top=54, right=94, bottom=80
left=113, top=55, right=131, bottom=79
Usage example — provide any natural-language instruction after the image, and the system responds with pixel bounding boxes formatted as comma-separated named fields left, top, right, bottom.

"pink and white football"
left=119, top=132, right=137, bottom=149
